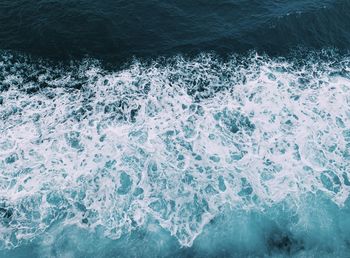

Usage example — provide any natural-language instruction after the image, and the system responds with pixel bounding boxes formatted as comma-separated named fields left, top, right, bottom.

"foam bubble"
left=0, top=51, right=350, bottom=248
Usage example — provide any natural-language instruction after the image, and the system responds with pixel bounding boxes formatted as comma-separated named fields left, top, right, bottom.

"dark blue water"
left=1, top=0, right=350, bottom=62
left=1, top=1, right=350, bottom=257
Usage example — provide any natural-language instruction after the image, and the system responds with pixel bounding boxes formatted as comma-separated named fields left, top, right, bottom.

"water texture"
left=1, top=0, right=350, bottom=257
left=0, top=0, right=350, bottom=61
left=1, top=51, right=350, bottom=257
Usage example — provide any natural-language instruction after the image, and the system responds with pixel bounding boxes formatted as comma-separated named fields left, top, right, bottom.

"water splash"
left=0, top=51, right=350, bottom=251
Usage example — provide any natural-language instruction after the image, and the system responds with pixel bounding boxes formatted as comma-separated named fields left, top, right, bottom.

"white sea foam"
left=0, top=51, right=349, bottom=248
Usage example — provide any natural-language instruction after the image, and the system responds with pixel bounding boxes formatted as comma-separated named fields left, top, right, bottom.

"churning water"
left=1, top=1, right=350, bottom=257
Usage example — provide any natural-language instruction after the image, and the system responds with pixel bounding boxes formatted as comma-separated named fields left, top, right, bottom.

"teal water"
left=1, top=51, right=350, bottom=257
left=2, top=0, right=350, bottom=257
left=2, top=194, right=350, bottom=257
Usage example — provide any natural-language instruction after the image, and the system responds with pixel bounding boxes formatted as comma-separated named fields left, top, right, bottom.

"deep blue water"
left=1, top=0, right=350, bottom=62
left=1, top=1, right=350, bottom=257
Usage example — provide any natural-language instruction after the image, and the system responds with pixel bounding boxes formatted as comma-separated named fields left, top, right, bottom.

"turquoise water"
left=2, top=194, right=350, bottom=257
left=1, top=51, right=350, bottom=257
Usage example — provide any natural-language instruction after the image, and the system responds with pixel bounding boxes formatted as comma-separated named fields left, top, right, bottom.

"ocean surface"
left=1, top=1, right=350, bottom=257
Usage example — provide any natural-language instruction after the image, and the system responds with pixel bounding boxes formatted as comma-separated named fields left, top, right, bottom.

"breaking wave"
left=1, top=50, right=350, bottom=256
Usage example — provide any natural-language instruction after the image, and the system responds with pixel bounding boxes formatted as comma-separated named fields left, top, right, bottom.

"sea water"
left=1, top=51, right=350, bottom=257
left=1, top=0, right=350, bottom=257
